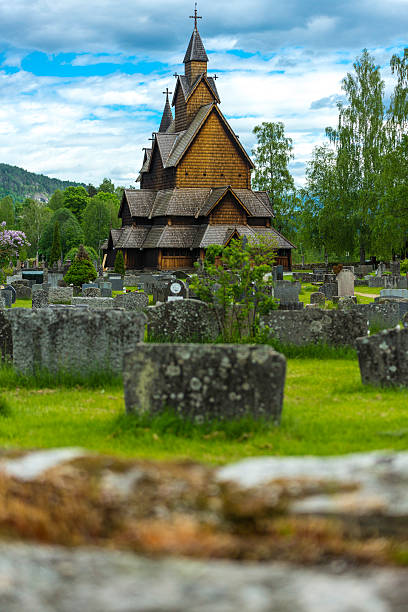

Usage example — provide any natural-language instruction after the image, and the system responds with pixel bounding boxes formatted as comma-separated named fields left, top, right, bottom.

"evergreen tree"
left=114, top=250, right=125, bottom=276
left=63, top=244, right=97, bottom=286
left=49, top=221, right=62, bottom=265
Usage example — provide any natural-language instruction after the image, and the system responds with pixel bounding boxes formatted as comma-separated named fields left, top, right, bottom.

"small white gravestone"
left=166, top=280, right=187, bottom=302
left=337, top=269, right=355, bottom=297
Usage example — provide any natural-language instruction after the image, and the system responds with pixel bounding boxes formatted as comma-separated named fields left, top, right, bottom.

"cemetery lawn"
left=1, top=358, right=407, bottom=462
left=13, top=299, right=31, bottom=308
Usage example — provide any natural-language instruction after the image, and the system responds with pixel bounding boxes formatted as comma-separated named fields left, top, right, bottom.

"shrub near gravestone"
left=190, top=236, right=278, bottom=340
left=63, top=245, right=97, bottom=287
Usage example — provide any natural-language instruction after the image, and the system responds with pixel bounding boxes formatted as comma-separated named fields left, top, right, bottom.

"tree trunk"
left=359, top=245, right=365, bottom=265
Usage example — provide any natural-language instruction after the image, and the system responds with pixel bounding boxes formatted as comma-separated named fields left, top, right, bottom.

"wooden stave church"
left=104, top=13, right=295, bottom=271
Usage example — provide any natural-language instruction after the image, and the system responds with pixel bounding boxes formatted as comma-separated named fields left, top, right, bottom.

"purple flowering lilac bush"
left=0, top=221, right=30, bottom=281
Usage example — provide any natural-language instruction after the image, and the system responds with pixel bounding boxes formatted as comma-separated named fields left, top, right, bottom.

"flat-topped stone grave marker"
left=124, top=343, right=286, bottom=423
left=337, top=269, right=354, bottom=297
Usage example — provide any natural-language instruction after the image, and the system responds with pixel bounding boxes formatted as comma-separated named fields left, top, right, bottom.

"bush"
left=63, top=245, right=97, bottom=286
left=401, top=259, right=408, bottom=274
left=114, top=250, right=125, bottom=276
left=64, top=245, right=98, bottom=263
left=205, top=244, right=224, bottom=264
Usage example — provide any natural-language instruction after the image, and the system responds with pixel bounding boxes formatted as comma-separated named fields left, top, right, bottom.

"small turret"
left=159, top=88, right=173, bottom=132
left=184, top=4, right=208, bottom=83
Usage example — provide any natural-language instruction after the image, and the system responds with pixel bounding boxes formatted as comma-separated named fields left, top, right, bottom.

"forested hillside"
left=0, top=163, right=84, bottom=201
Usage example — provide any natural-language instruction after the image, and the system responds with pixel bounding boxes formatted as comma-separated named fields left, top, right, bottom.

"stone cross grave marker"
left=337, top=269, right=354, bottom=297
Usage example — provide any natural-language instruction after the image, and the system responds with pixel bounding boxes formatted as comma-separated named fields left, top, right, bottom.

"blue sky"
left=0, top=0, right=407, bottom=187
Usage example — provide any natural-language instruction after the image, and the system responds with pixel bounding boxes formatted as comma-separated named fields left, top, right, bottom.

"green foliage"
left=252, top=121, right=296, bottom=236
left=39, top=208, right=83, bottom=260
left=48, top=189, right=65, bottom=211
left=401, top=259, right=408, bottom=274
left=82, top=192, right=119, bottom=252
left=190, top=235, right=278, bottom=340
left=64, top=245, right=98, bottom=263
left=0, top=196, right=15, bottom=227
left=63, top=186, right=89, bottom=220
left=49, top=221, right=62, bottom=266
left=114, top=250, right=125, bottom=276
left=205, top=244, right=224, bottom=263
left=63, top=244, right=97, bottom=286
left=98, top=178, right=115, bottom=193
left=0, top=163, right=84, bottom=203
left=19, top=198, right=53, bottom=258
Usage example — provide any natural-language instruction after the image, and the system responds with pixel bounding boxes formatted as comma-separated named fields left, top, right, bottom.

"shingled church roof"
left=158, top=93, right=173, bottom=132
left=183, top=28, right=208, bottom=63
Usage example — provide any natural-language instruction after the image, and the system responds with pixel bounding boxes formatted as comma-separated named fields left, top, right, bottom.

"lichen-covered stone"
left=146, top=299, right=219, bottom=342
left=337, top=296, right=357, bottom=309
left=260, top=309, right=367, bottom=347
left=320, top=282, right=338, bottom=299
left=272, top=280, right=300, bottom=305
left=6, top=308, right=146, bottom=375
left=124, top=343, right=286, bottom=422
left=310, top=292, right=325, bottom=305
left=82, top=287, right=101, bottom=298
left=32, top=289, right=49, bottom=309
left=114, top=292, right=149, bottom=312
left=72, top=297, right=115, bottom=309
left=352, top=303, right=401, bottom=329
left=356, top=327, right=408, bottom=386
left=0, top=310, right=12, bottom=361
left=12, top=284, right=32, bottom=300
left=48, top=287, right=73, bottom=305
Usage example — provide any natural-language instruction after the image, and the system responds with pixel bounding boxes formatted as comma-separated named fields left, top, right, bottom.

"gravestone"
left=356, top=327, right=408, bottom=387
left=124, top=343, right=286, bottom=423
left=13, top=284, right=32, bottom=300
left=380, top=289, right=408, bottom=299
left=310, top=292, right=325, bottom=306
left=320, top=282, right=338, bottom=300
left=337, top=296, right=357, bottom=309
left=352, top=303, right=400, bottom=329
left=113, top=292, right=149, bottom=312
left=260, top=309, right=367, bottom=347
left=82, top=283, right=98, bottom=292
left=82, top=287, right=101, bottom=298
left=273, top=280, right=300, bottom=306
left=146, top=299, right=219, bottom=342
left=48, top=287, right=73, bottom=305
left=6, top=308, right=146, bottom=375
left=108, top=275, right=123, bottom=291
left=383, top=275, right=408, bottom=289
left=274, top=265, right=284, bottom=281
left=32, top=289, right=49, bottom=309
left=98, top=282, right=112, bottom=298
left=377, top=263, right=386, bottom=277
left=0, top=310, right=12, bottom=361
left=368, top=276, right=385, bottom=288
left=336, top=269, right=354, bottom=297
left=22, top=270, right=43, bottom=284
left=165, top=279, right=188, bottom=302
left=72, top=297, right=115, bottom=309
left=390, top=260, right=400, bottom=276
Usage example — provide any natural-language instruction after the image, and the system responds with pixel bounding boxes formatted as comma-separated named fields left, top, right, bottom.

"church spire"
left=184, top=4, right=208, bottom=82
left=159, top=88, right=173, bottom=132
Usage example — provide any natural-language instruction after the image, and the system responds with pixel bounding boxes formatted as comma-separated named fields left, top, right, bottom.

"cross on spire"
left=189, top=3, right=202, bottom=30
left=162, top=87, right=172, bottom=98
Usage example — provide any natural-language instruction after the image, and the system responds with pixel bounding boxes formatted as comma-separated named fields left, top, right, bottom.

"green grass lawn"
left=1, top=358, right=407, bottom=463
left=13, top=299, right=32, bottom=308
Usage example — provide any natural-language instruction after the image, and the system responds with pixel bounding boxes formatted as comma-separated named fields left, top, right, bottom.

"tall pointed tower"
left=105, top=7, right=295, bottom=271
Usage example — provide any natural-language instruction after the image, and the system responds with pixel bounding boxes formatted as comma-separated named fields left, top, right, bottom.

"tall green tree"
left=251, top=121, right=295, bottom=236
left=0, top=196, right=15, bottom=227
left=82, top=195, right=111, bottom=252
left=19, top=198, right=53, bottom=259
left=49, top=221, right=62, bottom=265
left=49, top=190, right=65, bottom=211
left=39, top=208, right=83, bottom=260
left=326, top=49, right=385, bottom=262
left=98, top=178, right=115, bottom=194
left=63, top=186, right=89, bottom=220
